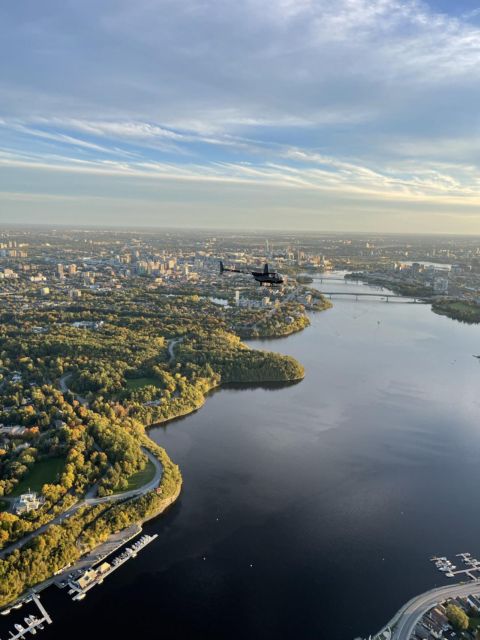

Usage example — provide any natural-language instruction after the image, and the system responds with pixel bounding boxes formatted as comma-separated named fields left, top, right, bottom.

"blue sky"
left=2, top=0, right=480, bottom=232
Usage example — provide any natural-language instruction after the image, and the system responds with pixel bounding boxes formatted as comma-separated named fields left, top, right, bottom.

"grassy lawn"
left=433, top=300, right=480, bottom=323
left=126, top=377, right=161, bottom=390
left=11, top=457, right=65, bottom=497
left=446, top=302, right=480, bottom=319
left=113, top=459, right=157, bottom=493
left=451, top=302, right=478, bottom=312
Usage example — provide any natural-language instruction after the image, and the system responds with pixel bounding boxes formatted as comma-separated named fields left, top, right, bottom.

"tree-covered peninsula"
left=0, top=284, right=308, bottom=606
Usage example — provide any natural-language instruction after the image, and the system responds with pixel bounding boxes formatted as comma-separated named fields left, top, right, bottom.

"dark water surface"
left=10, top=275, right=480, bottom=639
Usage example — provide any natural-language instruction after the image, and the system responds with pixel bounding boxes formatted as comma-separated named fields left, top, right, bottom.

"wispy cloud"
left=2, top=139, right=480, bottom=208
left=2, top=0, right=480, bottom=229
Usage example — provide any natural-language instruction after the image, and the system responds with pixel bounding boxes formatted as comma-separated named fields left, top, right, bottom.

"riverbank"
left=11, top=272, right=480, bottom=640
left=0, top=332, right=307, bottom=609
left=0, top=273, right=327, bottom=612
left=0, top=443, right=182, bottom=609
left=307, top=288, right=334, bottom=312
left=431, top=299, right=480, bottom=324
left=238, top=314, right=311, bottom=339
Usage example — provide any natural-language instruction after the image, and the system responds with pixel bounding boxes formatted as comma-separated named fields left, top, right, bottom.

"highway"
left=375, top=581, right=480, bottom=640
left=0, top=448, right=162, bottom=559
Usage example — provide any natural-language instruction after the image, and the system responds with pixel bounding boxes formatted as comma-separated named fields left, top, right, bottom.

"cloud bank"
left=1, top=0, right=480, bottom=231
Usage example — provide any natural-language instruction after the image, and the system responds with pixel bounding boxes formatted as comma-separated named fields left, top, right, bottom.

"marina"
left=1, top=595, right=52, bottom=639
left=430, top=553, right=480, bottom=580
left=0, top=531, right=159, bottom=638
left=67, top=534, right=159, bottom=601
left=53, top=523, right=141, bottom=590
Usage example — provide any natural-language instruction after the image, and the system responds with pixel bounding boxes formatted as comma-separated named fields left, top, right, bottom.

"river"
left=12, top=273, right=480, bottom=639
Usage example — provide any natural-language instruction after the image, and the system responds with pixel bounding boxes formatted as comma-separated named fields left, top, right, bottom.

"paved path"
left=58, top=373, right=89, bottom=406
left=168, top=338, right=183, bottom=363
left=0, top=449, right=162, bottom=559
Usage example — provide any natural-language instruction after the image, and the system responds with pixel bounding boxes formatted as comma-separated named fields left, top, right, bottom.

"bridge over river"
left=320, top=291, right=427, bottom=302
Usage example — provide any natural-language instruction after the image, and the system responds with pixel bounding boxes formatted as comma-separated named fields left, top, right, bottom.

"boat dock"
left=67, top=533, right=158, bottom=601
left=54, top=523, right=141, bottom=590
left=0, top=526, right=159, bottom=636
left=0, top=594, right=52, bottom=639
left=430, top=552, right=480, bottom=580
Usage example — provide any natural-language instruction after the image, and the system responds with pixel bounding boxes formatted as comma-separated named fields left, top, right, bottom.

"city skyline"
left=2, top=0, right=480, bottom=232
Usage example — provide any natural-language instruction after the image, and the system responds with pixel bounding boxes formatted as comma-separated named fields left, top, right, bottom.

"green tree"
left=446, top=603, right=469, bottom=631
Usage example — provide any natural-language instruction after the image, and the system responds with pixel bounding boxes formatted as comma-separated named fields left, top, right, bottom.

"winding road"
left=58, top=373, right=88, bottom=406
left=0, top=448, right=162, bottom=559
left=168, top=337, right=182, bottom=362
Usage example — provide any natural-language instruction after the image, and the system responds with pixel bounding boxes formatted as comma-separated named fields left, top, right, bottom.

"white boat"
left=74, top=593, right=86, bottom=601
left=1, top=608, right=11, bottom=615
left=446, top=572, right=454, bottom=578
left=25, top=615, right=38, bottom=633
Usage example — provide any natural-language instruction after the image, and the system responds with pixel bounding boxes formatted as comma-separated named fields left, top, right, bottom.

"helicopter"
left=219, top=261, right=284, bottom=285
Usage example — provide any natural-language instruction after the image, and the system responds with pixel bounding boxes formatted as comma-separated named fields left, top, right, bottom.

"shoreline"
left=0, top=325, right=311, bottom=610
left=3, top=477, right=183, bottom=612
left=0, top=442, right=182, bottom=609
left=0, top=293, right=337, bottom=610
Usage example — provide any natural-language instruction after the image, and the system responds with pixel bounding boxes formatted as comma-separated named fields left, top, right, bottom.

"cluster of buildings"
left=0, top=268, right=19, bottom=280
left=354, top=258, right=480, bottom=301
left=354, top=262, right=479, bottom=296
left=0, top=240, right=28, bottom=259
left=0, top=230, right=335, bottom=325
left=393, top=262, right=452, bottom=294
left=412, top=596, right=480, bottom=640
left=71, top=320, right=104, bottom=330
left=0, top=426, right=28, bottom=437
left=3, top=229, right=480, bottom=310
